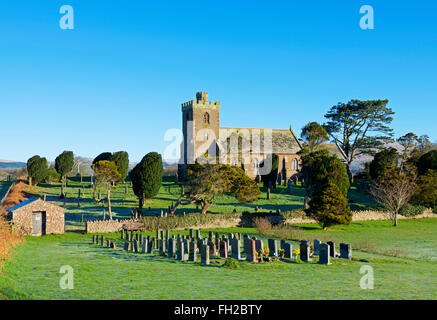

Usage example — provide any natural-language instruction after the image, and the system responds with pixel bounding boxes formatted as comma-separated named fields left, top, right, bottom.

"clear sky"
left=1, top=0, right=436, bottom=162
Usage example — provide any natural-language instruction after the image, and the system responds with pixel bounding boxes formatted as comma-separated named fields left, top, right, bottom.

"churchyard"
left=0, top=177, right=435, bottom=300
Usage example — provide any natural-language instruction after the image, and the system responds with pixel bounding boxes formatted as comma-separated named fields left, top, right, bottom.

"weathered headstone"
left=110, top=242, right=116, bottom=249
left=280, top=239, right=286, bottom=250
left=284, top=243, right=292, bottom=258
left=189, top=229, right=194, bottom=238
left=133, top=239, right=139, bottom=253
left=196, top=229, right=201, bottom=239
left=255, top=239, right=264, bottom=254
left=220, top=240, right=228, bottom=258
left=231, top=238, right=241, bottom=260
left=318, top=243, right=331, bottom=265
left=268, top=239, right=278, bottom=257
left=300, top=240, right=312, bottom=262
left=201, top=244, right=210, bottom=265
left=168, top=238, right=176, bottom=258
left=189, top=240, right=197, bottom=262
left=160, top=239, right=166, bottom=256
left=100, top=235, right=105, bottom=246
left=243, top=234, right=249, bottom=253
left=246, top=239, right=257, bottom=262
left=121, top=230, right=125, bottom=240
left=208, top=231, right=213, bottom=240
left=177, top=241, right=184, bottom=260
left=124, top=242, right=131, bottom=251
left=340, top=243, right=352, bottom=260
left=142, top=239, right=149, bottom=253
left=327, top=241, right=336, bottom=257
left=183, top=239, right=190, bottom=260
left=208, top=240, right=216, bottom=256
left=106, top=239, right=111, bottom=247
left=313, top=239, right=321, bottom=255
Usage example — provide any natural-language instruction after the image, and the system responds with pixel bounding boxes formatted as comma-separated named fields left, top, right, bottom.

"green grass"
left=0, top=219, right=436, bottom=300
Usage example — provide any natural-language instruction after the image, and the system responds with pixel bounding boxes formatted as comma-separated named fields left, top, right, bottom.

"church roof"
left=218, top=126, right=347, bottom=161
left=218, top=127, right=303, bottom=154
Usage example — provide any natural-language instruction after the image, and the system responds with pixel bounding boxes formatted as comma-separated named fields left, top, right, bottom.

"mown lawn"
left=0, top=219, right=436, bottom=300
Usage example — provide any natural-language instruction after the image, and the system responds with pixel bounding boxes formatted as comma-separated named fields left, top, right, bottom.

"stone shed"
left=7, top=198, right=65, bottom=236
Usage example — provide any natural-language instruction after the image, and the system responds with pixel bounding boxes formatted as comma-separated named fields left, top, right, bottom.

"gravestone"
left=340, top=243, right=352, bottom=260
left=197, top=237, right=203, bottom=249
left=189, top=240, right=197, bottom=262
left=287, top=179, right=293, bottom=194
left=106, top=239, right=111, bottom=247
left=110, top=242, right=116, bottom=249
left=124, top=242, right=131, bottom=251
left=196, top=229, right=201, bottom=239
left=209, top=231, right=213, bottom=240
left=156, top=229, right=160, bottom=240
left=313, top=239, right=321, bottom=255
left=183, top=239, right=190, bottom=260
left=121, top=230, right=125, bottom=240
left=133, top=240, right=139, bottom=253
left=300, top=240, right=312, bottom=262
left=236, top=232, right=241, bottom=240
left=215, top=238, right=221, bottom=255
left=92, top=235, right=96, bottom=244
left=229, top=233, right=234, bottom=240
left=160, top=239, right=166, bottom=256
left=284, top=243, right=292, bottom=258
left=148, top=238, right=155, bottom=253
left=166, top=229, right=170, bottom=242
left=140, top=234, right=144, bottom=245
left=168, top=238, right=176, bottom=258
left=100, top=236, right=105, bottom=246
left=327, top=241, right=336, bottom=257
left=245, top=239, right=257, bottom=262
left=220, top=240, right=228, bottom=258
left=201, top=244, right=210, bottom=265
left=215, top=232, right=220, bottom=241
left=255, top=239, right=264, bottom=254
left=160, top=230, right=164, bottom=241
left=231, top=238, right=241, bottom=260
left=208, top=240, right=216, bottom=256
left=280, top=239, right=286, bottom=250
left=142, top=239, right=149, bottom=253
left=318, top=243, right=331, bottom=265
left=177, top=241, right=184, bottom=260
left=268, top=239, right=278, bottom=257
left=243, top=235, right=249, bottom=253
left=189, top=229, right=194, bottom=238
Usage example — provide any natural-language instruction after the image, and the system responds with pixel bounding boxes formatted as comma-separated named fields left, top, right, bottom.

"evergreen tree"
left=27, top=155, right=48, bottom=186
left=55, top=151, right=74, bottom=181
left=417, top=150, right=437, bottom=175
left=260, top=153, right=279, bottom=188
left=110, top=151, right=129, bottom=182
left=305, top=179, right=352, bottom=229
left=131, top=152, right=164, bottom=210
left=92, top=152, right=112, bottom=166
left=369, top=148, right=400, bottom=180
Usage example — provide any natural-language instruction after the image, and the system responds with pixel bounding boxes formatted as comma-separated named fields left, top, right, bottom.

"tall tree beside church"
left=323, top=99, right=394, bottom=182
left=131, top=152, right=164, bottom=212
left=300, top=122, right=329, bottom=153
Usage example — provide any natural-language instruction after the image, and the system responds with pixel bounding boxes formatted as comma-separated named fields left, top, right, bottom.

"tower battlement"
left=182, top=92, right=220, bottom=111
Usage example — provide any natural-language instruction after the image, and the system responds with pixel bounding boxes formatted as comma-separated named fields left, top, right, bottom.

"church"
left=178, top=92, right=346, bottom=183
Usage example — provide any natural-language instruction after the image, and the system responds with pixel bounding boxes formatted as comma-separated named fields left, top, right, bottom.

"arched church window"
left=292, top=159, right=298, bottom=170
left=204, top=112, right=210, bottom=124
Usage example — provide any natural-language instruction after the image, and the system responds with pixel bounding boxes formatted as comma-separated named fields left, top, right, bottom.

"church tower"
left=178, top=92, right=220, bottom=180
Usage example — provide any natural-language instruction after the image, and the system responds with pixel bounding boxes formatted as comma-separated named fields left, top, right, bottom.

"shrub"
left=417, top=150, right=437, bottom=175
left=222, top=258, right=240, bottom=269
left=412, top=170, right=437, bottom=208
left=253, top=217, right=272, bottom=235
left=399, top=204, right=427, bottom=217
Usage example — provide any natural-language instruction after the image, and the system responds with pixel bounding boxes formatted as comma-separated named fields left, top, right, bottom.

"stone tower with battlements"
left=178, top=92, right=221, bottom=180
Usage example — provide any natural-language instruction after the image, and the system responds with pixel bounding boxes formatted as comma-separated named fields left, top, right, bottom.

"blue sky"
left=1, top=0, right=436, bottom=162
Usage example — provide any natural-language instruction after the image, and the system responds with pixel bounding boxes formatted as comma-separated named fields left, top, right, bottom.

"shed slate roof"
left=7, top=198, right=39, bottom=212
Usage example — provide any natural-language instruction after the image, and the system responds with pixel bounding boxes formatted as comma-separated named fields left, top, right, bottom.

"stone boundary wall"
left=86, top=219, right=134, bottom=233
left=86, top=209, right=437, bottom=234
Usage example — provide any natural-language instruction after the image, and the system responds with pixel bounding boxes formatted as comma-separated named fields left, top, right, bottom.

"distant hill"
left=0, top=160, right=26, bottom=169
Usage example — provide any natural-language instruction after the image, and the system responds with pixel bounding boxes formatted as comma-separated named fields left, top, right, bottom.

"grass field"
left=0, top=220, right=436, bottom=300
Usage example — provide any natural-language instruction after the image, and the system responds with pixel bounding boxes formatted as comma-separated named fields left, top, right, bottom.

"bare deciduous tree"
left=370, top=170, right=416, bottom=226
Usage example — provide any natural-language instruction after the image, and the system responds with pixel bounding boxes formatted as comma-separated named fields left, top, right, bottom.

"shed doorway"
left=32, top=211, right=46, bottom=236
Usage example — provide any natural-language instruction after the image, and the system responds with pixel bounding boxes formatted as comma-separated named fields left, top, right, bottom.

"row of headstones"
left=92, top=234, right=117, bottom=249
left=310, top=239, right=352, bottom=265
left=100, top=230, right=352, bottom=266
